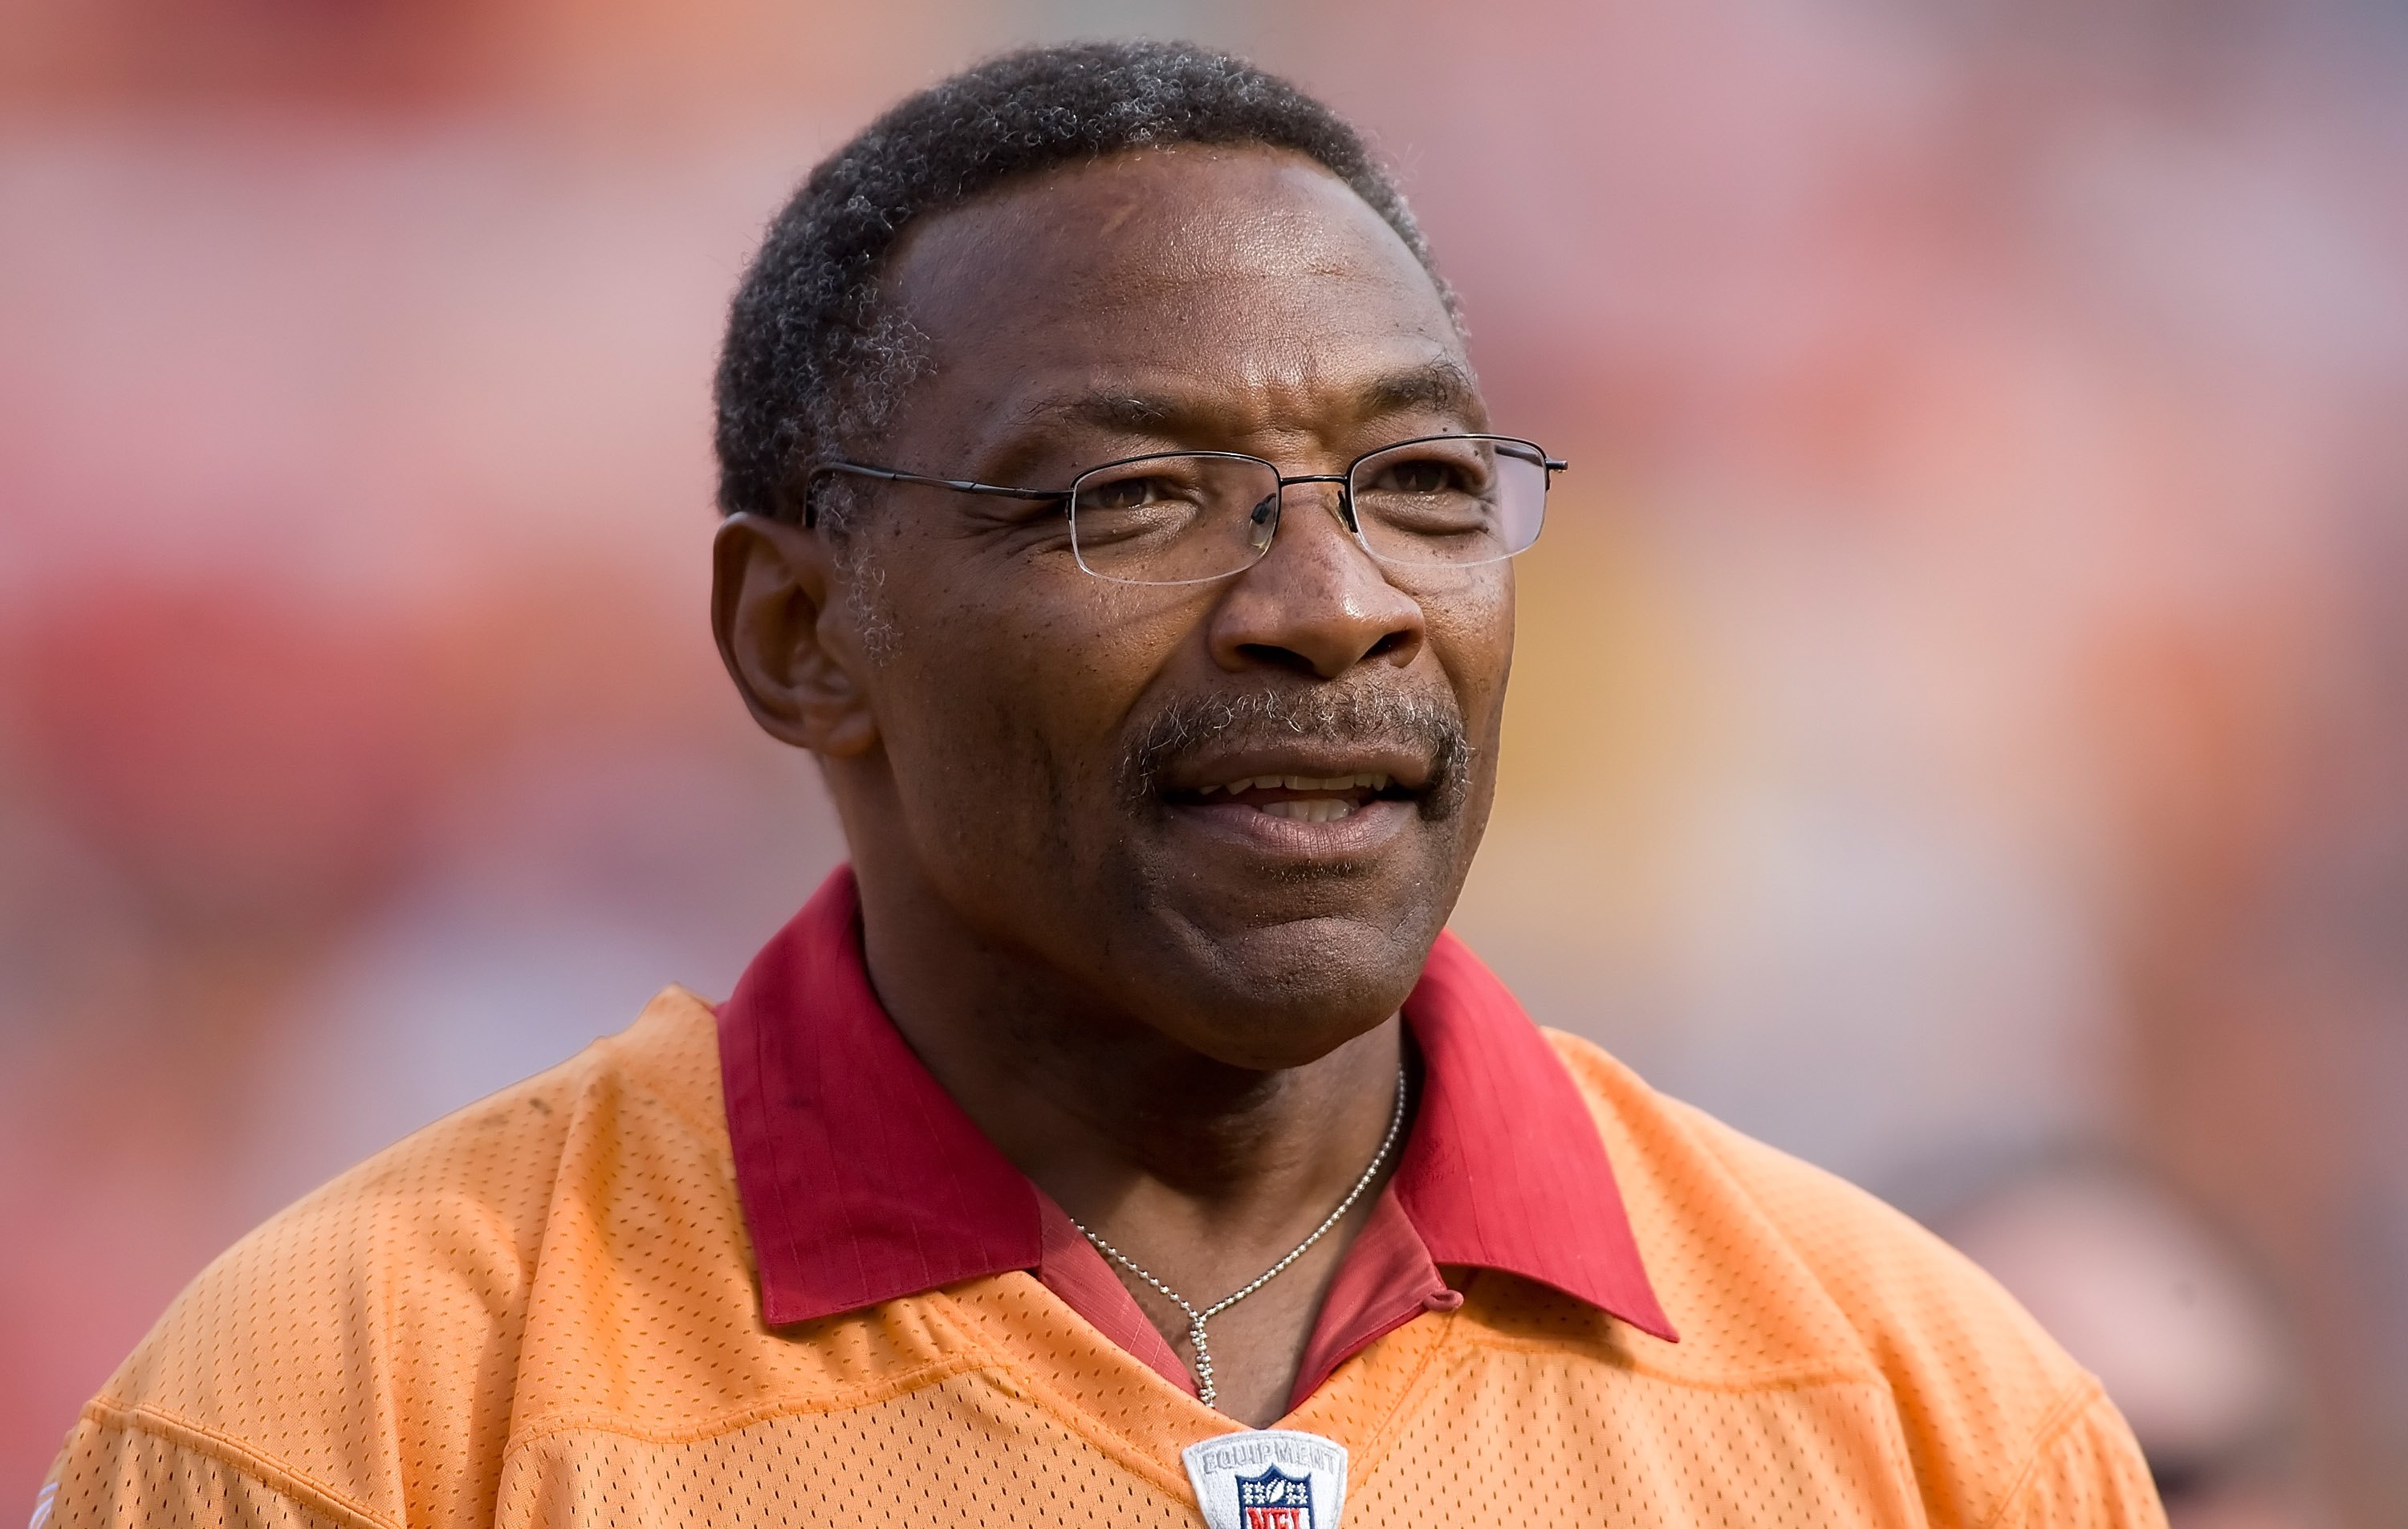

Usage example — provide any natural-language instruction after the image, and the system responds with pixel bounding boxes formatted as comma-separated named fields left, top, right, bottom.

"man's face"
left=811, top=146, right=1513, bottom=1069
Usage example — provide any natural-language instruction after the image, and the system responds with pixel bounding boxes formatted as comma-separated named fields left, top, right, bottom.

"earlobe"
left=710, top=513, right=881, bottom=758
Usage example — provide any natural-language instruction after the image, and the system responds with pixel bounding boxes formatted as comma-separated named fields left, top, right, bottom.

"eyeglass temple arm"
left=800, top=460, right=1067, bottom=527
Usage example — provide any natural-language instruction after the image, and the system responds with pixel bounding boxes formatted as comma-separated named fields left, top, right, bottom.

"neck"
left=851, top=852, right=1409, bottom=1256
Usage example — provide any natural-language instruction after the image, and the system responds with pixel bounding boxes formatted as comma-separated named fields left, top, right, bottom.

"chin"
left=1135, top=910, right=1438, bottom=1072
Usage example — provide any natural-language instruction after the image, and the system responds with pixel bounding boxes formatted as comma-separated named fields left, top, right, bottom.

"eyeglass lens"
left=1068, top=438, right=1548, bottom=586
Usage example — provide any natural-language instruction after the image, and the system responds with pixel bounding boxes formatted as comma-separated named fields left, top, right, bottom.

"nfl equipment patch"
left=1182, top=1429, right=1348, bottom=1529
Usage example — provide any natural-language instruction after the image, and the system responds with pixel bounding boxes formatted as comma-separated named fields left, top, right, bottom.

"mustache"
left=1119, top=685, right=1475, bottom=821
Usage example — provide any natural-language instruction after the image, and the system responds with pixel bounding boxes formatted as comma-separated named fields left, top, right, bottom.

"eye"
left=1071, top=460, right=1222, bottom=552
left=1361, top=448, right=1495, bottom=498
left=1372, top=457, right=1468, bottom=495
left=1352, top=442, right=1506, bottom=544
left=1082, top=474, right=1178, bottom=511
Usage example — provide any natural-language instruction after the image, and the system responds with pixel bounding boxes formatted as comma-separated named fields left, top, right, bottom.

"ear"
left=711, top=512, right=880, bottom=758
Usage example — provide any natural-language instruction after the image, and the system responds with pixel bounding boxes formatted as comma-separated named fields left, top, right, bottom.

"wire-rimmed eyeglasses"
left=798, top=434, right=1564, bottom=586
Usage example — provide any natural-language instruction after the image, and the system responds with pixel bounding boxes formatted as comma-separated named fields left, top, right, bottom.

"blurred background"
left=3, top=0, right=2402, bottom=1523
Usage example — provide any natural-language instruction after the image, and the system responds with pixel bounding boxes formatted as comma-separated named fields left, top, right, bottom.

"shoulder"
left=1544, top=1028, right=2159, bottom=1527
left=48, top=989, right=729, bottom=1529
left=1542, top=1027, right=2074, bottom=1389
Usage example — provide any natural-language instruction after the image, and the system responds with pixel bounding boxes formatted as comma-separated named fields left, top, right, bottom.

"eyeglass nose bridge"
left=1247, top=470, right=1358, bottom=559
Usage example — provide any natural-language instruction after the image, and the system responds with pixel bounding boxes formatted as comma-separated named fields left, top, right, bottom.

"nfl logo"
left=1236, top=1464, right=1315, bottom=1529
left=1183, top=1427, right=1348, bottom=1529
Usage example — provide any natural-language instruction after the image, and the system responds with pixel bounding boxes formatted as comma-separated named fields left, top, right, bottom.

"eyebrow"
left=1357, top=359, right=1484, bottom=421
left=1002, top=358, right=1488, bottom=449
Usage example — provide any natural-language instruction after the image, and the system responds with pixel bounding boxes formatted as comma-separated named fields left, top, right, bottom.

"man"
left=43, top=40, right=2164, bottom=1529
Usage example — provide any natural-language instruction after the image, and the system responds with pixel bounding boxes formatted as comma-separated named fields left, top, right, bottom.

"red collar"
left=716, top=866, right=1674, bottom=1342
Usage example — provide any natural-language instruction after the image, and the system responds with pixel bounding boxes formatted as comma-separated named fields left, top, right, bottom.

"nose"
left=1206, top=481, right=1426, bottom=680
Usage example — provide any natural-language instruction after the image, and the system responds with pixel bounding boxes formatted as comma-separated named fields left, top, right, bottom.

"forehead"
left=879, top=145, right=1470, bottom=445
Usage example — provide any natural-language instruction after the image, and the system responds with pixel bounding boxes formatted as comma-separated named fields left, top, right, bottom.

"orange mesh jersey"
left=43, top=904, right=2164, bottom=1527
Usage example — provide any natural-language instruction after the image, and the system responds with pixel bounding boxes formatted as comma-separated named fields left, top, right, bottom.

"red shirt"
left=715, top=867, right=1675, bottom=1411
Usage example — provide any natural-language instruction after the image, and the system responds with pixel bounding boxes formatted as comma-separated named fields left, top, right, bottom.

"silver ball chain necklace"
left=1068, top=1065, right=1409, bottom=1412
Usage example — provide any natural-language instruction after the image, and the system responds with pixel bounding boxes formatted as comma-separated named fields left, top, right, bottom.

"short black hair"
left=711, top=39, right=1447, bottom=526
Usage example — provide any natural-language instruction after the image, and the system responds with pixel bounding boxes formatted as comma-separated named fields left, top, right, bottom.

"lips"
left=1120, top=686, right=1473, bottom=845
left=1163, top=766, right=1421, bottom=824
left=1199, top=774, right=1395, bottom=821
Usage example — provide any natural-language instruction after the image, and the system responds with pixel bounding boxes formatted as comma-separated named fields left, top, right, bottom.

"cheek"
left=1418, top=567, right=1517, bottom=729
left=874, top=560, right=1195, bottom=840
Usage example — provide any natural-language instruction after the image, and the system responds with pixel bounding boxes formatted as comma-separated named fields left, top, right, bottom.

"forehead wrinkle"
left=896, top=153, right=1448, bottom=339
left=992, top=352, right=1464, bottom=436
left=1066, top=244, right=1426, bottom=323
left=885, top=160, right=1468, bottom=470
left=975, top=351, right=1487, bottom=468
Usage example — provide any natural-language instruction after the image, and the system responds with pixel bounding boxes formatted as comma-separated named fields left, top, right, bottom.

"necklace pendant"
left=1183, top=1428, right=1348, bottom=1529
left=1189, top=1316, right=1216, bottom=1409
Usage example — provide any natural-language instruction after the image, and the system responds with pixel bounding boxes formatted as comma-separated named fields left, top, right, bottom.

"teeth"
left=1202, top=773, right=1393, bottom=795
left=1258, top=799, right=1361, bottom=823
